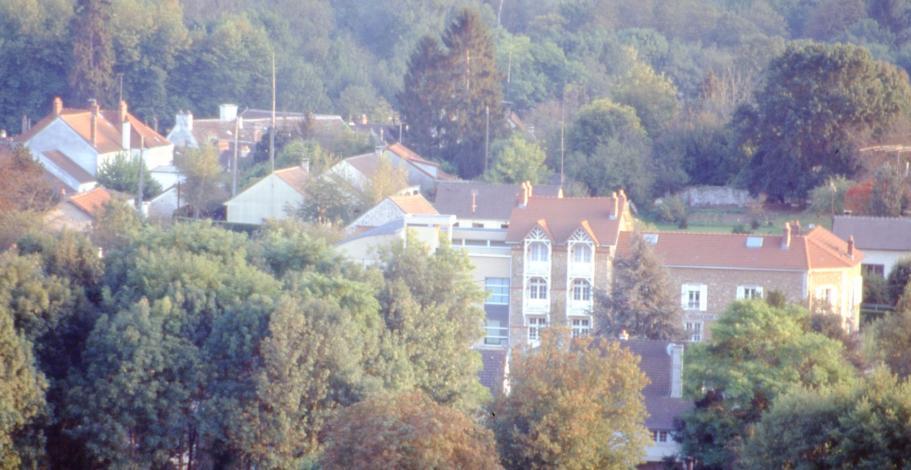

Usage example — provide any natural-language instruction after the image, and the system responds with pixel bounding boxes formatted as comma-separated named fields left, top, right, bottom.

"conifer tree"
left=69, top=0, right=116, bottom=106
left=398, top=36, right=445, bottom=160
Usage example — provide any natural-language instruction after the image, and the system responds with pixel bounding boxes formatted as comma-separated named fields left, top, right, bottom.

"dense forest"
left=6, top=0, right=911, bottom=197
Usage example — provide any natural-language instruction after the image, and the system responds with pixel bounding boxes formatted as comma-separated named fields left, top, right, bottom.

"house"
left=224, top=164, right=309, bottom=225
left=621, top=221, right=864, bottom=340
left=505, top=187, right=634, bottom=347
left=16, top=97, right=174, bottom=192
left=620, top=339, right=690, bottom=468
left=325, top=143, right=455, bottom=193
left=45, top=187, right=116, bottom=231
left=345, top=194, right=438, bottom=234
left=336, top=214, right=457, bottom=267
left=832, top=215, right=911, bottom=277
left=433, top=180, right=560, bottom=229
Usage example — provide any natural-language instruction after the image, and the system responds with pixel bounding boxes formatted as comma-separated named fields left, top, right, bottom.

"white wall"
left=26, top=118, right=100, bottom=175
left=864, top=249, right=911, bottom=277
left=225, top=174, right=304, bottom=225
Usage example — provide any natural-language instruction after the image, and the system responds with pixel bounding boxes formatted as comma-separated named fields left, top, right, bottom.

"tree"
left=869, top=282, right=911, bottom=378
left=174, top=145, right=225, bottom=218
left=886, top=257, right=911, bottom=305
left=680, top=301, right=856, bottom=467
left=742, top=368, right=911, bottom=468
left=0, top=304, right=46, bottom=469
left=739, top=43, right=911, bottom=201
left=299, top=174, right=369, bottom=226
left=96, top=152, right=163, bottom=200
left=493, top=328, right=649, bottom=469
left=377, top=235, right=488, bottom=411
left=484, top=134, right=548, bottom=184
left=808, top=176, right=852, bottom=216
left=69, top=0, right=115, bottom=106
left=595, top=232, right=684, bottom=340
left=321, top=391, right=501, bottom=469
left=610, top=49, right=680, bottom=136
left=367, top=156, right=408, bottom=204
left=0, top=147, right=58, bottom=213
left=398, top=9, right=504, bottom=178
left=869, top=162, right=907, bottom=216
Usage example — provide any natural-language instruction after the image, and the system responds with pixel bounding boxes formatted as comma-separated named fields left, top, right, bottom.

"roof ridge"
left=642, top=230, right=775, bottom=237
left=804, top=230, right=855, bottom=268
left=834, top=214, right=911, bottom=220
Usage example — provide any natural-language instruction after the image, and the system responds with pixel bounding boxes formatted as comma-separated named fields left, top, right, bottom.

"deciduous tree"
left=493, top=328, right=650, bottom=469
left=484, top=134, right=548, bottom=184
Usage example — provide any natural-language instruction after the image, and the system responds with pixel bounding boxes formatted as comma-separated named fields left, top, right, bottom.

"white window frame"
left=571, top=317, right=591, bottom=338
left=527, top=316, right=547, bottom=342
left=571, top=278, right=592, bottom=302
left=681, top=284, right=707, bottom=311
left=815, top=285, right=837, bottom=310
left=528, top=277, right=548, bottom=301
left=484, top=318, right=508, bottom=346
left=571, top=243, right=592, bottom=264
left=527, top=241, right=549, bottom=262
left=485, top=277, right=509, bottom=305
left=736, top=285, right=764, bottom=300
left=685, top=320, right=703, bottom=342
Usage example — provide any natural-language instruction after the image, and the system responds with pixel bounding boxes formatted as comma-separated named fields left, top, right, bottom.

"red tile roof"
left=68, top=187, right=112, bottom=217
left=505, top=192, right=628, bottom=246
left=387, top=142, right=437, bottom=166
left=274, top=165, right=309, bottom=194
left=16, top=102, right=170, bottom=153
left=619, top=225, right=862, bottom=271
left=389, top=194, right=438, bottom=215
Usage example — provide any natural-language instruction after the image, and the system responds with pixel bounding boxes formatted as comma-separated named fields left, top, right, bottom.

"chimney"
left=360, top=114, right=368, bottom=125
left=219, top=103, right=238, bottom=121
left=782, top=222, right=792, bottom=249
left=848, top=235, right=855, bottom=259
left=793, top=220, right=801, bottom=234
left=301, top=158, right=310, bottom=173
left=619, top=329, right=629, bottom=341
left=89, top=99, right=99, bottom=146
left=557, top=187, right=564, bottom=199
left=667, top=343, right=684, bottom=399
left=21, top=115, right=28, bottom=133
left=526, top=181, right=533, bottom=198
left=610, top=191, right=619, bottom=220
left=120, top=101, right=131, bottom=150
left=471, top=190, right=478, bottom=214
left=53, top=97, right=63, bottom=116
left=520, top=181, right=529, bottom=207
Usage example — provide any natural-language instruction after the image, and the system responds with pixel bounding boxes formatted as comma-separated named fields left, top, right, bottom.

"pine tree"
left=594, top=232, right=684, bottom=340
left=69, top=0, right=116, bottom=106
left=398, top=9, right=503, bottom=178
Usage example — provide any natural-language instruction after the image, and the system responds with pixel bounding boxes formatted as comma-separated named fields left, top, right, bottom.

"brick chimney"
left=89, top=99, right=99, bottom=146
left=526, top=181, right=533, bottom=198
left=53, top=97, right=63, bottom=116
left=848, top=235, right=855, bottom=259
left=793, top=220, right=801, bottom=234
left=782, top=222, right=791, bottom=249
left=120, top=100, right=131, bottom=150
left=519, top=181, right=529, bottom=207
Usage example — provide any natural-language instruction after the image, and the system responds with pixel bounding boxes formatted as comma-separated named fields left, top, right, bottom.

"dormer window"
left=527, top=242, right=549, bottom=262
left=572, top=243, right=592, bottom=263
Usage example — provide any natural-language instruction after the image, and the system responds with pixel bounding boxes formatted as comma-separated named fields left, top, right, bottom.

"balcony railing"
left=484, top=326, right=509, bottom=346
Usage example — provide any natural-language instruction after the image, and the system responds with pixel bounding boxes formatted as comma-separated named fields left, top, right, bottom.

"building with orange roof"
left=16, top=97, right=175, bottom=192
left=345, top=193, right=439, bottom=234
left=224, top=163, right=310, bottom=225
left=45, top=187, right=123, bottom=231
left=505, top=186, right=634, bottom=347
left=618, top=221, right=864, bottom=340
left=325, top=143, right=455, bottom=193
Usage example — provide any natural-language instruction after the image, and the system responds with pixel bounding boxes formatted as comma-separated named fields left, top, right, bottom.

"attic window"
left=746, top=236, right=764, bottom=248
left=643, top=234, right=659, bottom=245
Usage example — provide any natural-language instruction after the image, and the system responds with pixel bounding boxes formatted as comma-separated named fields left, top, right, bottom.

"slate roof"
left=433, top=181, right=560, bottom=221
left=41, top=150, right=93, bottom=184
left=832, top=215, right=911, bottom=251
left=620, top=225, right=862, bottom=271
left=617, top=339, right=692, bottom=430
left=505, top=193, right=627, bottom=246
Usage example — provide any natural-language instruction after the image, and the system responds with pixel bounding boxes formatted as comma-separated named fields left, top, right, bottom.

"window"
left=681, top=284, right=707, bottom=311
left=737, top=285, right=763, bottom=300
left=527, top=241, right=549, bottom=262
left=686, top=321, right=703, bottom=342
left=484, top=319, right=507, bottom=346
left=485, top=278, right=509, bottom=305
left=572, top=243, right=592, bottom=263
left=472, top=222, right=484, bottom=228
left=652, top=430, right=669, bottom=443
left=528, top=316, right=547, bottom=342
left=571, top=317, right=591, bottom=337
left=863, top=264, right=885, bottom=278
left=745, top=236, right=764, bottom=248
left=815, top=286, right=837, bottom=309
left=571, top=279, right=592, bottom=302
left=528, top=277, right=548, bottom=300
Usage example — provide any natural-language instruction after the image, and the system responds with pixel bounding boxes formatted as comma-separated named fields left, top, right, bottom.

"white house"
left=224, top=164, right=309, bottom=225
left=833, top=215, right=911, bottom=277
left=345, top=193, right=438, bottom=234
left=16, top=97, right=174, bottom=192
left=336, top=214, right=457, bottom=266
left=325, top=143, right=456, bottom=193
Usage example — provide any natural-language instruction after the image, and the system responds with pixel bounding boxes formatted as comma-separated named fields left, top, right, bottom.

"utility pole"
left=270, top=50, right=276, bottom=173
left=484, top=105, right=490, bottom=173
left=118, top=73, right=124, bottom=104
left=560, top=93, right=565, bottom=189
left=232, top=115, right=239, bottom=197
left=136, top=136, right=145, bottom=217
left=497, top=0, right=505, bottom=27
